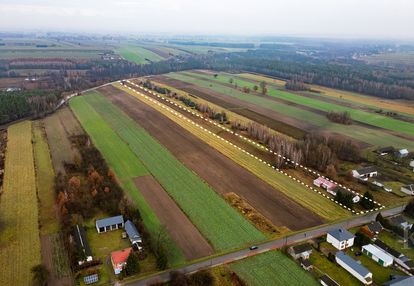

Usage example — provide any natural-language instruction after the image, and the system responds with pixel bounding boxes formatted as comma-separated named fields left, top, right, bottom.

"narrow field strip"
left=75, top=93, right=266, bottom=252
left=123, top=81, right=384, bottom=215
left=0, top=121, right=41, bottom=286
left=69, top=97, right=186, bottom=265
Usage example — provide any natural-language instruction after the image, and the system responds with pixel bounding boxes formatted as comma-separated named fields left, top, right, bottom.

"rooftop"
left=73, top=225, right=92, bottom=258
left=291, top=243, right=312, bottom=254
left=336, top=251, right=371, bottom=277
left=383, top=275, right=414, bottom=286
left=373, top=239, right=402, bottom=258
left=111, top=247, right=132, bottom=265
left=96, top=215, right=124, bottom=229
left=320, top=275, right=339, bottom=286
left=327, top=228, right=354, bottom=241
left=366, top=221, right=383, bottom=233
left=355, top=166, right=377, bottom=175
left=362, top=244, right=393, bottom=263
left=125, top=220, right=141, bottom=243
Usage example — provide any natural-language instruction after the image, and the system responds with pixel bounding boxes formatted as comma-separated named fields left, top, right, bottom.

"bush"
left=326, top=111, right=352, bottom=125
left=125, top=252, right=140, bottom=275
left=189, top=270, right=214, bottom=286
left=170, top=271, right=188, bottom=286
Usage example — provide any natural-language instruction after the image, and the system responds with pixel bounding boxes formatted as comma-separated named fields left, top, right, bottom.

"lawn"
left=229, top=251, right=318, bottom=286
left=167, top=72, right=414, bottom=150
left=187, top=71, right=414, bottom=137
left=33, top=121, right=59, bottom=235
left=117, top=46, right=165, bottom=64
left=0, top=121, right=41, bottom=286
left=69, top=97, right=186, bottom=265
left=379, top=230, right=414, bottom=260
left=117, top=83, right=349, bottom=221
left=76, top=92, right=266, bottom=252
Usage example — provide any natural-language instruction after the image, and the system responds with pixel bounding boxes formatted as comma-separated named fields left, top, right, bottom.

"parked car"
left=249, top=245, right=259, bottom=250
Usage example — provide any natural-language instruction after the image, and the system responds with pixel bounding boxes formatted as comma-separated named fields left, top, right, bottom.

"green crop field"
left=69, top=96, right=185, bottom=265
left=33, top=121, right=59, bottom=235
left=230, top=251, right=318, bottom=286
left=117, top=46, right=165, bottom=64
left=194, top=72, right=414, bottom=137
left=0, top=121, right=41, bottom=286
left=167, top=72, right=414, bottom=150
left=76, top=92, right=266, bottom=251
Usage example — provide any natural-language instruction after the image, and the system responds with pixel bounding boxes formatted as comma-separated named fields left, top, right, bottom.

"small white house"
left=352, top=166, right=378, bottom=181
left=336, top=251, right=372, bottom=285
left=401, top=184, right=414, bottom=196
left=326, top=228, right=355, bottom=250
left=362, top=244, right=393, bottom=267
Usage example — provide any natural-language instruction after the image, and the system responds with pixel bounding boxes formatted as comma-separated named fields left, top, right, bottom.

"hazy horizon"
left=0, top=0, right=413, bottom=40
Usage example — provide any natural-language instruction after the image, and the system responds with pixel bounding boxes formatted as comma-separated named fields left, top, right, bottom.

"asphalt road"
left=124, top=206, right=406, bottom=286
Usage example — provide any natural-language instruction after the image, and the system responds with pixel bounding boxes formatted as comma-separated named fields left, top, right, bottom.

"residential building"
left=96, top=215, right=124, bottom=233
left=383, top=276, right=414, bottom=286
left=352, top=166, right=378, bottom=181
left=362, top=244, right=393, bottom=267
left=319, top=275, right=339, bottom=286
left=373, top=239, right=414, bottom=271
left=335, top=251, right=372, bottom=285
left=298, top=257, right=312, bottom=271
left=288, top=243, right=313, bottom=260
left=363, top=221, right=383, bottom=236
left=400, top=184, right=414, bottom=196
left=389, top=215, right=412, bottom=230
left=326, top=228, right=355, bottom=250
left=125, top=220, right=143, bottom=250
left=110, top=247, right=133, bottom=275
left=73, top=225, right=93, bottom=265
left=313, top=177, right=337, bottom=193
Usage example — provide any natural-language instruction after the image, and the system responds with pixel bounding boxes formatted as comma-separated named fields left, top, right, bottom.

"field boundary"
left=123, top=80, right=384, bottom=215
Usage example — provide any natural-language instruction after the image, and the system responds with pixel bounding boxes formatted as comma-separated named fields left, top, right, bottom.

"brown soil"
left=100, top=85, right=324, bottom=230
left=134, top=175, right=214, bottom=260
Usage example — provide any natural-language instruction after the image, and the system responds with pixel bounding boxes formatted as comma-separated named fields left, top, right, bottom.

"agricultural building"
left=313, top=177, right=337, bottom=193
left=319, top=275, right=339, bottom=286
left=362, top=244, right=393, bottom=267
left=73, top=225, right=93, bottom=265
left=125, top=220, right=143, bottom=250
left=110, top=247, right=132, bottom=275
left=288, top=243, right=313, bottom=260
left=376, top=146, right=395, bottom=156
left=400, top=184, right=414, bottom=196
left=96, top=215, right=124, bottom=233
left=335, top=251, right=372, bottom=285
left=326, top=228, right=354, bottom=250
left=352, top=166, right=378, bottom=181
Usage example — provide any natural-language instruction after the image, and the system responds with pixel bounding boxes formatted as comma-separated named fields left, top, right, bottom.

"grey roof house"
left=96, top=215, right=124, bottom=233
left=366, top=221, right=383, bottom=235
left=125, top=220, right=143, bottom=250
left=73, top=225, right=93, bottom=265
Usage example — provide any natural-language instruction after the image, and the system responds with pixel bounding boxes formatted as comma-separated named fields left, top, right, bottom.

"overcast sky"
left=0, top=0, right=413, bottom=39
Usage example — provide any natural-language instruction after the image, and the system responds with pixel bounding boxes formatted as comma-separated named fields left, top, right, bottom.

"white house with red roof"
left=110, top=247, right=132, bottom=275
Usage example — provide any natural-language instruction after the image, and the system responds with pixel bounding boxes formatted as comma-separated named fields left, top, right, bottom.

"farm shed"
left=95, top=215, right=124, bottom=233
left=125, top=220, right=142, bottom=250
left=362, top=244, right=393, bottom=267
left=400, top=184, right=414, bottom=196
left=397, top=149, right=409, bottom=158
left=110, top=247, right=132, bottom=275
left=313, top=177, right=337, bottom=193
left=73, top=225, right=93, bottom=265
left=376, top=146, right=395, bottom=156
left=319, top=275, right=339, bottom=286
left=326, top=228, right=354, bottom=250
left=383, top=275, right=414, bottom=286
left=335, top=251, right=372, bottom=285
left=288, top=243, right=313, bottom=260
left=352, top=166, right=378, bottom=181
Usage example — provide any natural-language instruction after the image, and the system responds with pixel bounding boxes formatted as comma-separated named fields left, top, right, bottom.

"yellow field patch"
left=0, top=121, right=41, bottom=286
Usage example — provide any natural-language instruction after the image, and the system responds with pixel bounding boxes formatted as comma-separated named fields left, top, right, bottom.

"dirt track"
left=135, top=176, right=214, bottom=260
left=99, top=85, right=324, bottom=231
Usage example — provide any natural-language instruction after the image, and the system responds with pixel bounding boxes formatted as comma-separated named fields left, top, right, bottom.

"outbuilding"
left=73, top=225, right=93, bottom=265
left=400, top=184, right=414, bottom=196
left=125, top=220, right=143, bottom=250
left=326, top=228, right=355, bottom=250
left=335, top=251, right=372, bottom=285
left=397, top=149, right=409, bottom=158
left=96, top=215, right=124, bottom=233
left=352, top=166, right=378, bottom=181
left=319, top=275, right=339, bottom=286
left=313, top=177, right=337, bottom=193
left=362, top=244, right=393, bottom=267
